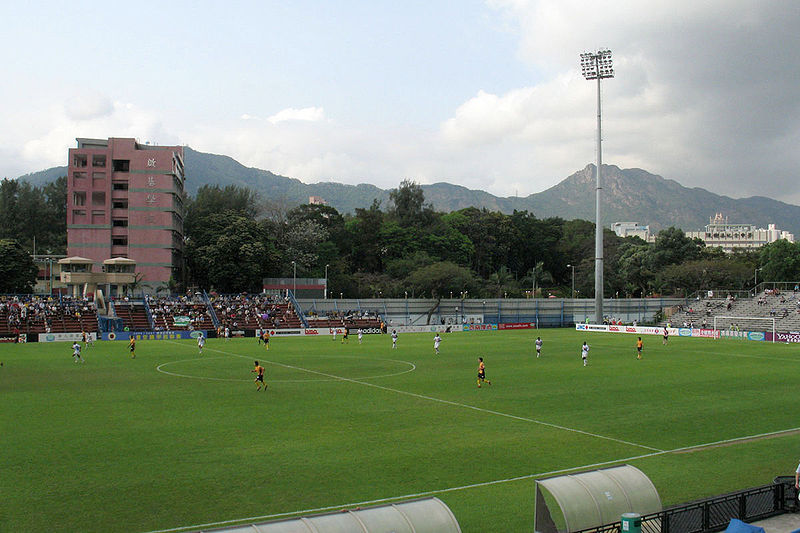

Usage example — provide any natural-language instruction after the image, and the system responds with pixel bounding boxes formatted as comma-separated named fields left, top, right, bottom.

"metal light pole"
left=581, top=49, right=614, bottom=323
left=567, top=264, right=575, bottom=298
left=324, top=264, right=329, bottom=300
left=291, top=260, right=296, bottom=296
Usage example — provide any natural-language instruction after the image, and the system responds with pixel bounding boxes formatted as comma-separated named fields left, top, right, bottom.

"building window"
left=112, top=219, right=128, bottom=228
left=112, top=237, right=128, bottom=246
left=93, top=172, right=106, bottom=181
left=92, top=155, right=106, bottom=167
left=112, top=199, right=128, bottom=210
left=72, top=209, right=87, bottom=223
left=112, top=182, right=129, bottom=191
left=112, top=159, right=130, bottom=172
left=91, top=210, right=105, bottom=224
left=92, top=191, right=106, bottom=206
left=73, top=191, right=86, bottom=206
left=73, top=154, right=88, bottom=167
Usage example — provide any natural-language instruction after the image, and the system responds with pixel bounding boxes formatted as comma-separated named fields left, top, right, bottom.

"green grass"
left=3, top=329, right=800, bottom=532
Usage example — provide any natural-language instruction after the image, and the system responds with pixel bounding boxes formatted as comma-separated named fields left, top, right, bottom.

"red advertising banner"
left=498, top=322, right=536, bottom=330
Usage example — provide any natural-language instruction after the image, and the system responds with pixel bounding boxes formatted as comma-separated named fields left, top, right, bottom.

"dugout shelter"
left=535, top=465, right=661, bottom=533
left=194, top=497, right=461, bottom=532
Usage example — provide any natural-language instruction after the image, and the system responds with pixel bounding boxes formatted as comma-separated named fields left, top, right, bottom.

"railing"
left=574, top=478, right=796, bottom=533
left=202, top=290, right=220, bottom=328
left=141, top=297, right=155, bottom=330
left=287, top=291, right=308, bottom=328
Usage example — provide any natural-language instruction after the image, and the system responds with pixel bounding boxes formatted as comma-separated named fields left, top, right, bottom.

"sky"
left=2, top=0, right=799, bottom=203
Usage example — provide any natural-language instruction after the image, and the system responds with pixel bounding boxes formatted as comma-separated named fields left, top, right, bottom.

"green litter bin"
left=621, top=512, right=642, bottom=533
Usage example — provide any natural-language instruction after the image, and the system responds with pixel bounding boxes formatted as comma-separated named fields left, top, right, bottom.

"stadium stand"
left=210, top=294, right=303, bottom=330
left=113, top=301, right=152, bottom=331
left=665, top=289, right=800, bottom=332
left=305, top=308, right=382, bottom=331
left=147, top=295, right=213, bottom=331
left=0, top=295, right=99, bottom=335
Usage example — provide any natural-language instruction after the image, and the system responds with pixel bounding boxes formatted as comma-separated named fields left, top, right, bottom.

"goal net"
left=713, top=315, right=775, bottom=342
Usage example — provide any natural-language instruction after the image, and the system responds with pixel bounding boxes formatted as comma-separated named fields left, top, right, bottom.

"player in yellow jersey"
left=636, top=337, right=643, bottom=360
left=341, top=328, right=349, bottom=344
left=128, top=337, right=136, bottom=359
left=477, top=357, right=491, bottom=388
left=263, top=330, right=270, bottom=351
left=251, top=360, right=266, bottom=391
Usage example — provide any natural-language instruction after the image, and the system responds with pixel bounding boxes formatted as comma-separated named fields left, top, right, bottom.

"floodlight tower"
left=580, top=49, right=614, bottom=324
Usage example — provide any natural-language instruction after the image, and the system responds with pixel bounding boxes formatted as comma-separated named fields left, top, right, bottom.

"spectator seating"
left=147, top=296, right=212, bottom=331
left=0, top=296, right=99, bottom=335
left=113, top=301, right=152, bottom=331
left=210, top=294, right=302, bottom=331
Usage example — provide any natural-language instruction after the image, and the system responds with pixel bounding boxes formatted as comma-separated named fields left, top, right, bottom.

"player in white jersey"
left=72, top=341, right=84, bottom=363
left=581, top=342, right=589, bottom=366
left=197, top=333, right=205, bottom=354
left=433, top=333, right=441, bottom=354
left=535, top=337, right=543, bottom=358
left=391, top=330, right=398, bottom=349
left=357, top=328, right=363, bottom=344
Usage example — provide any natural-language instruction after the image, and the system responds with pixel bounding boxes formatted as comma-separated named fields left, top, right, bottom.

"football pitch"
left=3, top=329, right=800, bottom=532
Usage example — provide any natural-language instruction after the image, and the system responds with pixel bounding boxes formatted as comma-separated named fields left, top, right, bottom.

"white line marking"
left=191, top=343, right=663, bottom=453
left=155, top=352, right=416, bottom=383
left=140, top=425, right=800, bottom=533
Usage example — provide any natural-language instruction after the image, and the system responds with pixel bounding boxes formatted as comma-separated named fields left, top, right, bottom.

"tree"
left=389, top=179, right=428, bottom=226
left=651, top=227, right=704, bottom=269
left=405, top=262, right=477, bottom=299
left=184, top=184, right=261, bottom=243
left=283, top=219, right=329, bottom=273
left=524, top=261, right=554, bottom=297
left=488, top=266, right=515, bottom=298
left=0, top=239, right=38, bottom=293
left=189, top=214, right=276, bottom=292
left=760, top=240, right=800, bottom=282
left=345, top=199, right=385, bottom=273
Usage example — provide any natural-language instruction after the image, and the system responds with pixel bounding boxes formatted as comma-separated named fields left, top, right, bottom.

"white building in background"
left=611, top=222, right=654, bottom=242
left=685, top=213, right=794, bottom=252
left=612, top=213, right=794, bottom=252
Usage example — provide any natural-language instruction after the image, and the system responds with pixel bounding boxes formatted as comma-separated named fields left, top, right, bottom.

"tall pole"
left=324, top=264, right=329, bottom=300
left=291, top=260, right=296, bottom=296
left=568, top=264, right=575, bottom=298
left=581, top=49, right=613, bottom=323
left=595, top=72, right=604, bottom=324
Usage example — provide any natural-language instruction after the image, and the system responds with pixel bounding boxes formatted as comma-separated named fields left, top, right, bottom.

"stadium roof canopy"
left=534, top=465, right=661, bottom=533
left=194, top=497, right=461, bottom=533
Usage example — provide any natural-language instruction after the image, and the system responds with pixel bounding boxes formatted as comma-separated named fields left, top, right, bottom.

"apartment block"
left=66, top=138, right=185, bottom=291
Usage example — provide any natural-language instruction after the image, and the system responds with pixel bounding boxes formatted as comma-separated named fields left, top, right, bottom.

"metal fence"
left=574, top=478, right=796, bottom=533
left=296, top=297, right=684, bottom=327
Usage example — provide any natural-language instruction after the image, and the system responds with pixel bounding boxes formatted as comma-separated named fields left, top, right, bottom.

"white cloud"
left=267, top=107, right=325, bottom=125
left=4, top=1, right=800, bottom=206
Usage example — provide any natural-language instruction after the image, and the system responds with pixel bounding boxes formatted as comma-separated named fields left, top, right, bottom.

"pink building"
left=66, top=138, right=185, bottom=293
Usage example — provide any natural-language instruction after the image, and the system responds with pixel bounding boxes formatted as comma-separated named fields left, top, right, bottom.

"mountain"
left=527, top=165, right=800, bottom=235
left=16, top=148, right=800, bottom=236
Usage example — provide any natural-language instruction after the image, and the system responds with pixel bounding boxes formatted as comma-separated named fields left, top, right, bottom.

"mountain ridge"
left=16, top=147, right=800, bottom=236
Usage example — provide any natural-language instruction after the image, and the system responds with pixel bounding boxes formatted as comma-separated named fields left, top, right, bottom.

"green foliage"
left=759, top=239, right=800, bottom=282
left=0, top=177, right=66, bottom=254
left=405, top=261, right=477, bottom=298
left=156, top=179, right=800, bottom=297
left=187, top=214, right=276, bottom=292
left=0, top=239, right=38, bottom=293
left=388, top=179, right=429, bottom=226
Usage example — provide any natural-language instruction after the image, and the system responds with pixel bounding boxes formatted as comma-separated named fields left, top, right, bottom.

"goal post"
left=712, top=315, right=776, bottom=343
